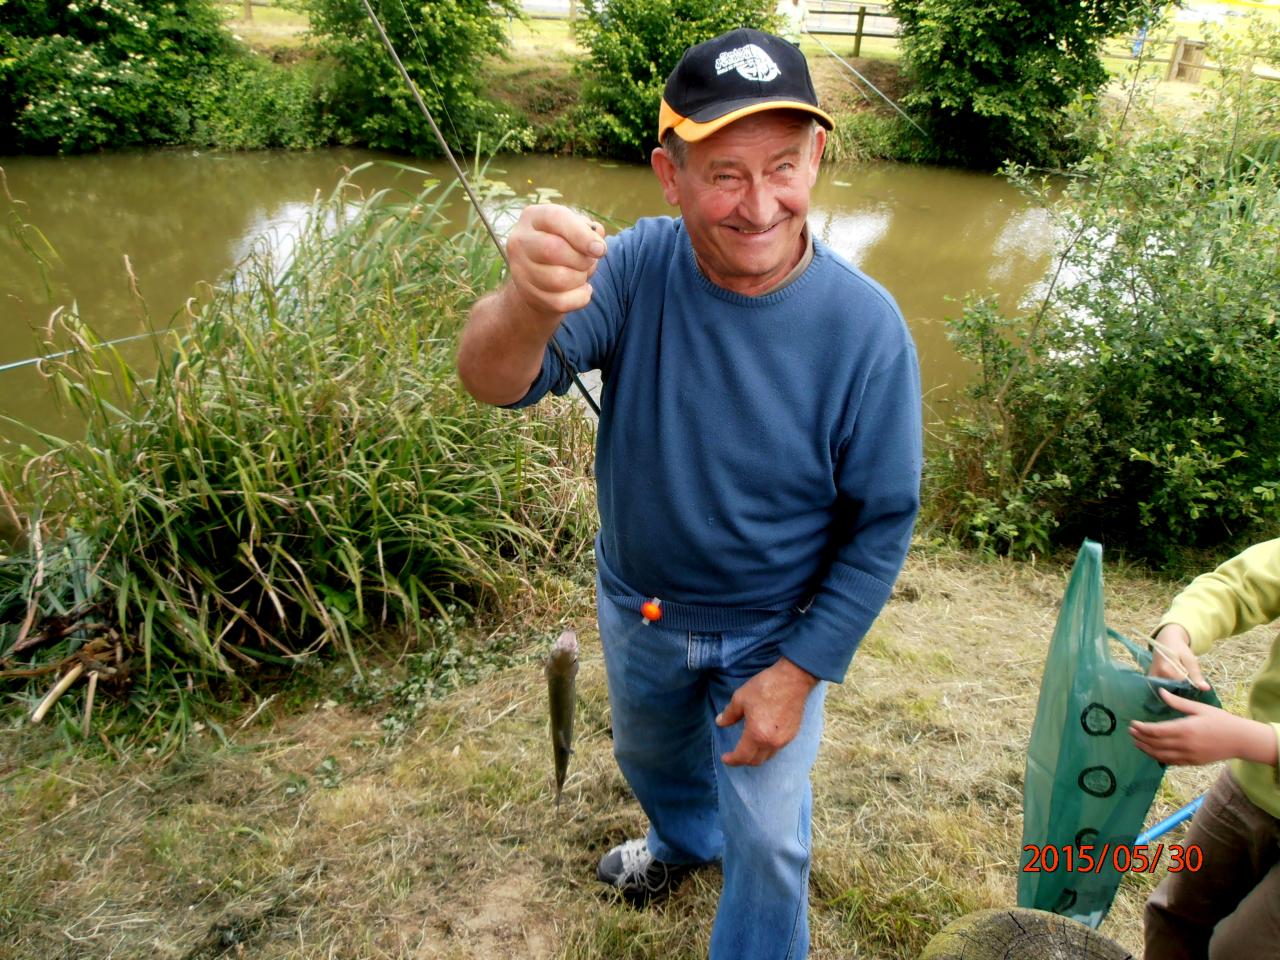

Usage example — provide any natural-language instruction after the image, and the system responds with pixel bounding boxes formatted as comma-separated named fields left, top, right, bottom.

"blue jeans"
left=597, top=588, right=828, bottom=960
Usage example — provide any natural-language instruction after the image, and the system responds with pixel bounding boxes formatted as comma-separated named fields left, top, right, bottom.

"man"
left=458, top=28, right=921, bottom=960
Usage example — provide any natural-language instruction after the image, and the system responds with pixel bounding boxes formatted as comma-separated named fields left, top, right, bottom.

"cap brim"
left=659, top=98, right=834, bottom=144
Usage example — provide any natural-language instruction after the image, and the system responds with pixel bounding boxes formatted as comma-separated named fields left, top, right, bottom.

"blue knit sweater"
left=510, top=216, right=921, bottom=682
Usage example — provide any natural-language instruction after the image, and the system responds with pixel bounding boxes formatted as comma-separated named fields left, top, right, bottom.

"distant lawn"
left=215, top=1, right=311, bottom=51
left=505, top=14, right=583, bottom=55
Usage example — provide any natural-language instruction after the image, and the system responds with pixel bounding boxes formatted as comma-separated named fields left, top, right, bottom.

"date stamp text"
left=1022, top=843, right=1203, bottom=874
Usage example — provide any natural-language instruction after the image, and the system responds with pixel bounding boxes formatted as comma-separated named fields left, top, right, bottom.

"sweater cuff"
left=778, top=566, right=892, bottom=682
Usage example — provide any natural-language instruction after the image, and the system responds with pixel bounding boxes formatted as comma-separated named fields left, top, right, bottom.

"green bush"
left=0, top=0, right=333, bottom=153
left=188, top=56, right=333, bottom=150
left=890, top=0, right=1156, bottom=168
left=306, top=0, right=528, bottom=154
left=0, top=0, right=234, bottom=152
left=925, top=24, right=1280, bottom=564
left=573, top=0, right=777, bottom=160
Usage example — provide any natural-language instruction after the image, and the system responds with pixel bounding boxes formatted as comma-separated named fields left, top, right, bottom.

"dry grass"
left=0, top=544, right=1264, bottom=959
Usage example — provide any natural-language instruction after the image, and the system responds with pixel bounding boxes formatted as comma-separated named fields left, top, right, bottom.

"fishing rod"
left=357, top=0, right=601, bottom=417
left=806, top=30, right=929, bottom=139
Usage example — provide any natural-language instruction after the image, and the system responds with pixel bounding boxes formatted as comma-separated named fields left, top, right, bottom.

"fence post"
left=853, top=5, right=866, bottom=57
left=1166, top=36, right=1186, bottom=81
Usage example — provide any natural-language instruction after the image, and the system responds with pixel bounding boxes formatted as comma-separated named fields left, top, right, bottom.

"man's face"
left=651, top=112, right=825, bottom=297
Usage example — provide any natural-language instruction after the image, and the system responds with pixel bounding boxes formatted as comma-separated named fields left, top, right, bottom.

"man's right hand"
left=506, top=204, right=607, bottom=320
left=1148, top=622, right=1211, bottom=691
left=458, top=204, right=606, bottom=406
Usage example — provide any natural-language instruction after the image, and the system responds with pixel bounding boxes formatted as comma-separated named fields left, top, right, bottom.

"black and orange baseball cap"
left=658, top=28, right=834, bottom=144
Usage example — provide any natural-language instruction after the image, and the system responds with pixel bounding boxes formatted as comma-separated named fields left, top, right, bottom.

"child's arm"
left=1129, top=689, right=1279, bottom=767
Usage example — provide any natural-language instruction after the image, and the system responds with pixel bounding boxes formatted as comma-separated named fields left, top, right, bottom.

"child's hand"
left=1130, top=689, right=1278, bottom=766
left=1148, top=623, right=1211, bottom=690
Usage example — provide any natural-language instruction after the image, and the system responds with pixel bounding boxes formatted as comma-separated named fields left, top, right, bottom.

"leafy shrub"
left=889, top=0, right=1156, bottom=168
left=1, top=0, right=234, bottom=152
left=926, top=25, right=1280, bottom=563
left=306, top=0, right=529, bottom=154
left=0, top=0, right=332, bottom=153
left=188, top=56, right=333, bottom=150
left=573, top=0, right=777, bottom=160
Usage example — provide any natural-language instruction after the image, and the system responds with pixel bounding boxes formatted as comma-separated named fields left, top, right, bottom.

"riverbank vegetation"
left=891, top=0, right=1155, bottom=169
left=0, top=0, right=331, bottom=152
left=0, top=168, right=594, bottom=744
left=923, top=19, right=1280, bottom=566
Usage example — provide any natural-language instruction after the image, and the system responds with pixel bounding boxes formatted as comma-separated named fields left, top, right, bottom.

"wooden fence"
left=517, top=3, right=1278, bottom=81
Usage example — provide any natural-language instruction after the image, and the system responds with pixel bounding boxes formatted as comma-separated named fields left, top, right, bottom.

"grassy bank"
left=2, top=545, right=1260, bottom=958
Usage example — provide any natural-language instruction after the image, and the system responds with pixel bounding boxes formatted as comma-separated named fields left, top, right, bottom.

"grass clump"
left=0, top=164, right=595, bottom=743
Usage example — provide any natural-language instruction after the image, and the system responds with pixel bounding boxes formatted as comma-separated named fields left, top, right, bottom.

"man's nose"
left=737, top=179, right=779, bottom=226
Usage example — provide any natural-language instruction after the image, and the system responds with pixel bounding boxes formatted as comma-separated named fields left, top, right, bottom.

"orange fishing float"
left=640, top=598, right=662, bottom=624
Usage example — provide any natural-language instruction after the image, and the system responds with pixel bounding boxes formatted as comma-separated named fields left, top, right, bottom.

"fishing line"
left=806, top=30, right=929, bottom=139
left=358, top=0, right=602, bottom=417
left=0, top=331, right=173, bottom=374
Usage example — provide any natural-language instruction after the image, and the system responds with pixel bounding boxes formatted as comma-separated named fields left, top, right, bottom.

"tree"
left=890, top=0, right=1157, bottom=168
left=306, top=0, right=524, bottom=155
left=574, top=0, right=777, bottom=159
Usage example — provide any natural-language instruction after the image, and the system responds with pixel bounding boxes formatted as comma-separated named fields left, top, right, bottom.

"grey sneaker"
left=596, top=838, right=692, bottom=905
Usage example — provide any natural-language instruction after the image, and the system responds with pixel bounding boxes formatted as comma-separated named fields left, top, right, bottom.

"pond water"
left=0, top=148, right=1054, bottom=447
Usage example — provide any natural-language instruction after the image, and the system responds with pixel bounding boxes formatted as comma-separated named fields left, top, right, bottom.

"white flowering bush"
left=0, top=0, right=316, bottom=152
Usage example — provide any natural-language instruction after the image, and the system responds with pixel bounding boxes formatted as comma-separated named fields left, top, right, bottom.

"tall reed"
left=0, top=164, right=595, bottom=736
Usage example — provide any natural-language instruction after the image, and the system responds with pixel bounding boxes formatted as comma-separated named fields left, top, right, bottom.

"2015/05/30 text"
left=1021, top=843, right=1203, bottom=874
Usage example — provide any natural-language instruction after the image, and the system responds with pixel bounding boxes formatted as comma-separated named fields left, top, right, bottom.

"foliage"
left=0, top=0, right=331, bottom=152
left=889, top=0, right=1157, bottom=168
left=0, top=0, right=227, bottom=152
left=925, top=22, right=1280, bottom=563
left=186, top=56, right=334, bottom=150
left=305, top=0, right=529, bottom=154
left=825, top=111, right=939, bottom=165
left=0, top=166, right=595, bottom=742
left=573, top=0, right=777, bottom=160
left=342, top=604, right=535, bottom=742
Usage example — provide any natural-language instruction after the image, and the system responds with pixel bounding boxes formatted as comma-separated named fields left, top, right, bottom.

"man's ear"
left=808, top=127, right=826, bottom=185
left=650, top=147, right=681, bottom=206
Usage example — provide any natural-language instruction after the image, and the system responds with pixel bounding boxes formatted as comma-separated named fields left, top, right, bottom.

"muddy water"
left=0, top=148, right=1053, bottom=445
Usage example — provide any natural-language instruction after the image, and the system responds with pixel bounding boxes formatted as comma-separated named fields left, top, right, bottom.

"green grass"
left=215, top=0, right=311, bottom=50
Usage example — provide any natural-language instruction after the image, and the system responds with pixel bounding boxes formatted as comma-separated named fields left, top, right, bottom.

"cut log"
left=921, top=908, right=1133, bottom=960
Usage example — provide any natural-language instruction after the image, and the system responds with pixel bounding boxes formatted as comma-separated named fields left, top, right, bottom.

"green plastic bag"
left=1018, top=540, right=1220, bottom=927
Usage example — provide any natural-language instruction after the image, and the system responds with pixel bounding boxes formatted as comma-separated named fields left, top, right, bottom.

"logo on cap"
left=714, top=44, right=781, bottom=83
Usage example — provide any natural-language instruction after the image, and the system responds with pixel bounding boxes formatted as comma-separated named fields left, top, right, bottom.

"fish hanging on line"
left=546, top=629, right=579, bottom=806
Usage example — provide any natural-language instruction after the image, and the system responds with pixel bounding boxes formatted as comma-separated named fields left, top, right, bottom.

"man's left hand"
left=716, top=658, right=819, bottom=767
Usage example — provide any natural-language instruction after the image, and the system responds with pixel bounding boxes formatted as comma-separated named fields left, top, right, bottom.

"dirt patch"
left=418, top=869, right=553, bottom=959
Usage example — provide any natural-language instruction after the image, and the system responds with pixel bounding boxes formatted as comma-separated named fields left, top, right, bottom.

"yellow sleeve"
left=1157, top=538, right=1280, bottom=654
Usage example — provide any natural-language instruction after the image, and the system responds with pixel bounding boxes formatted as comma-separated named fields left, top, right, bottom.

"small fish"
left=546, top=629, right=579, bottom=806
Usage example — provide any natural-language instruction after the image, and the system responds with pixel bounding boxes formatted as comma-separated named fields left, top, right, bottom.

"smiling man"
left=458, top=28, right=921, bottom=960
